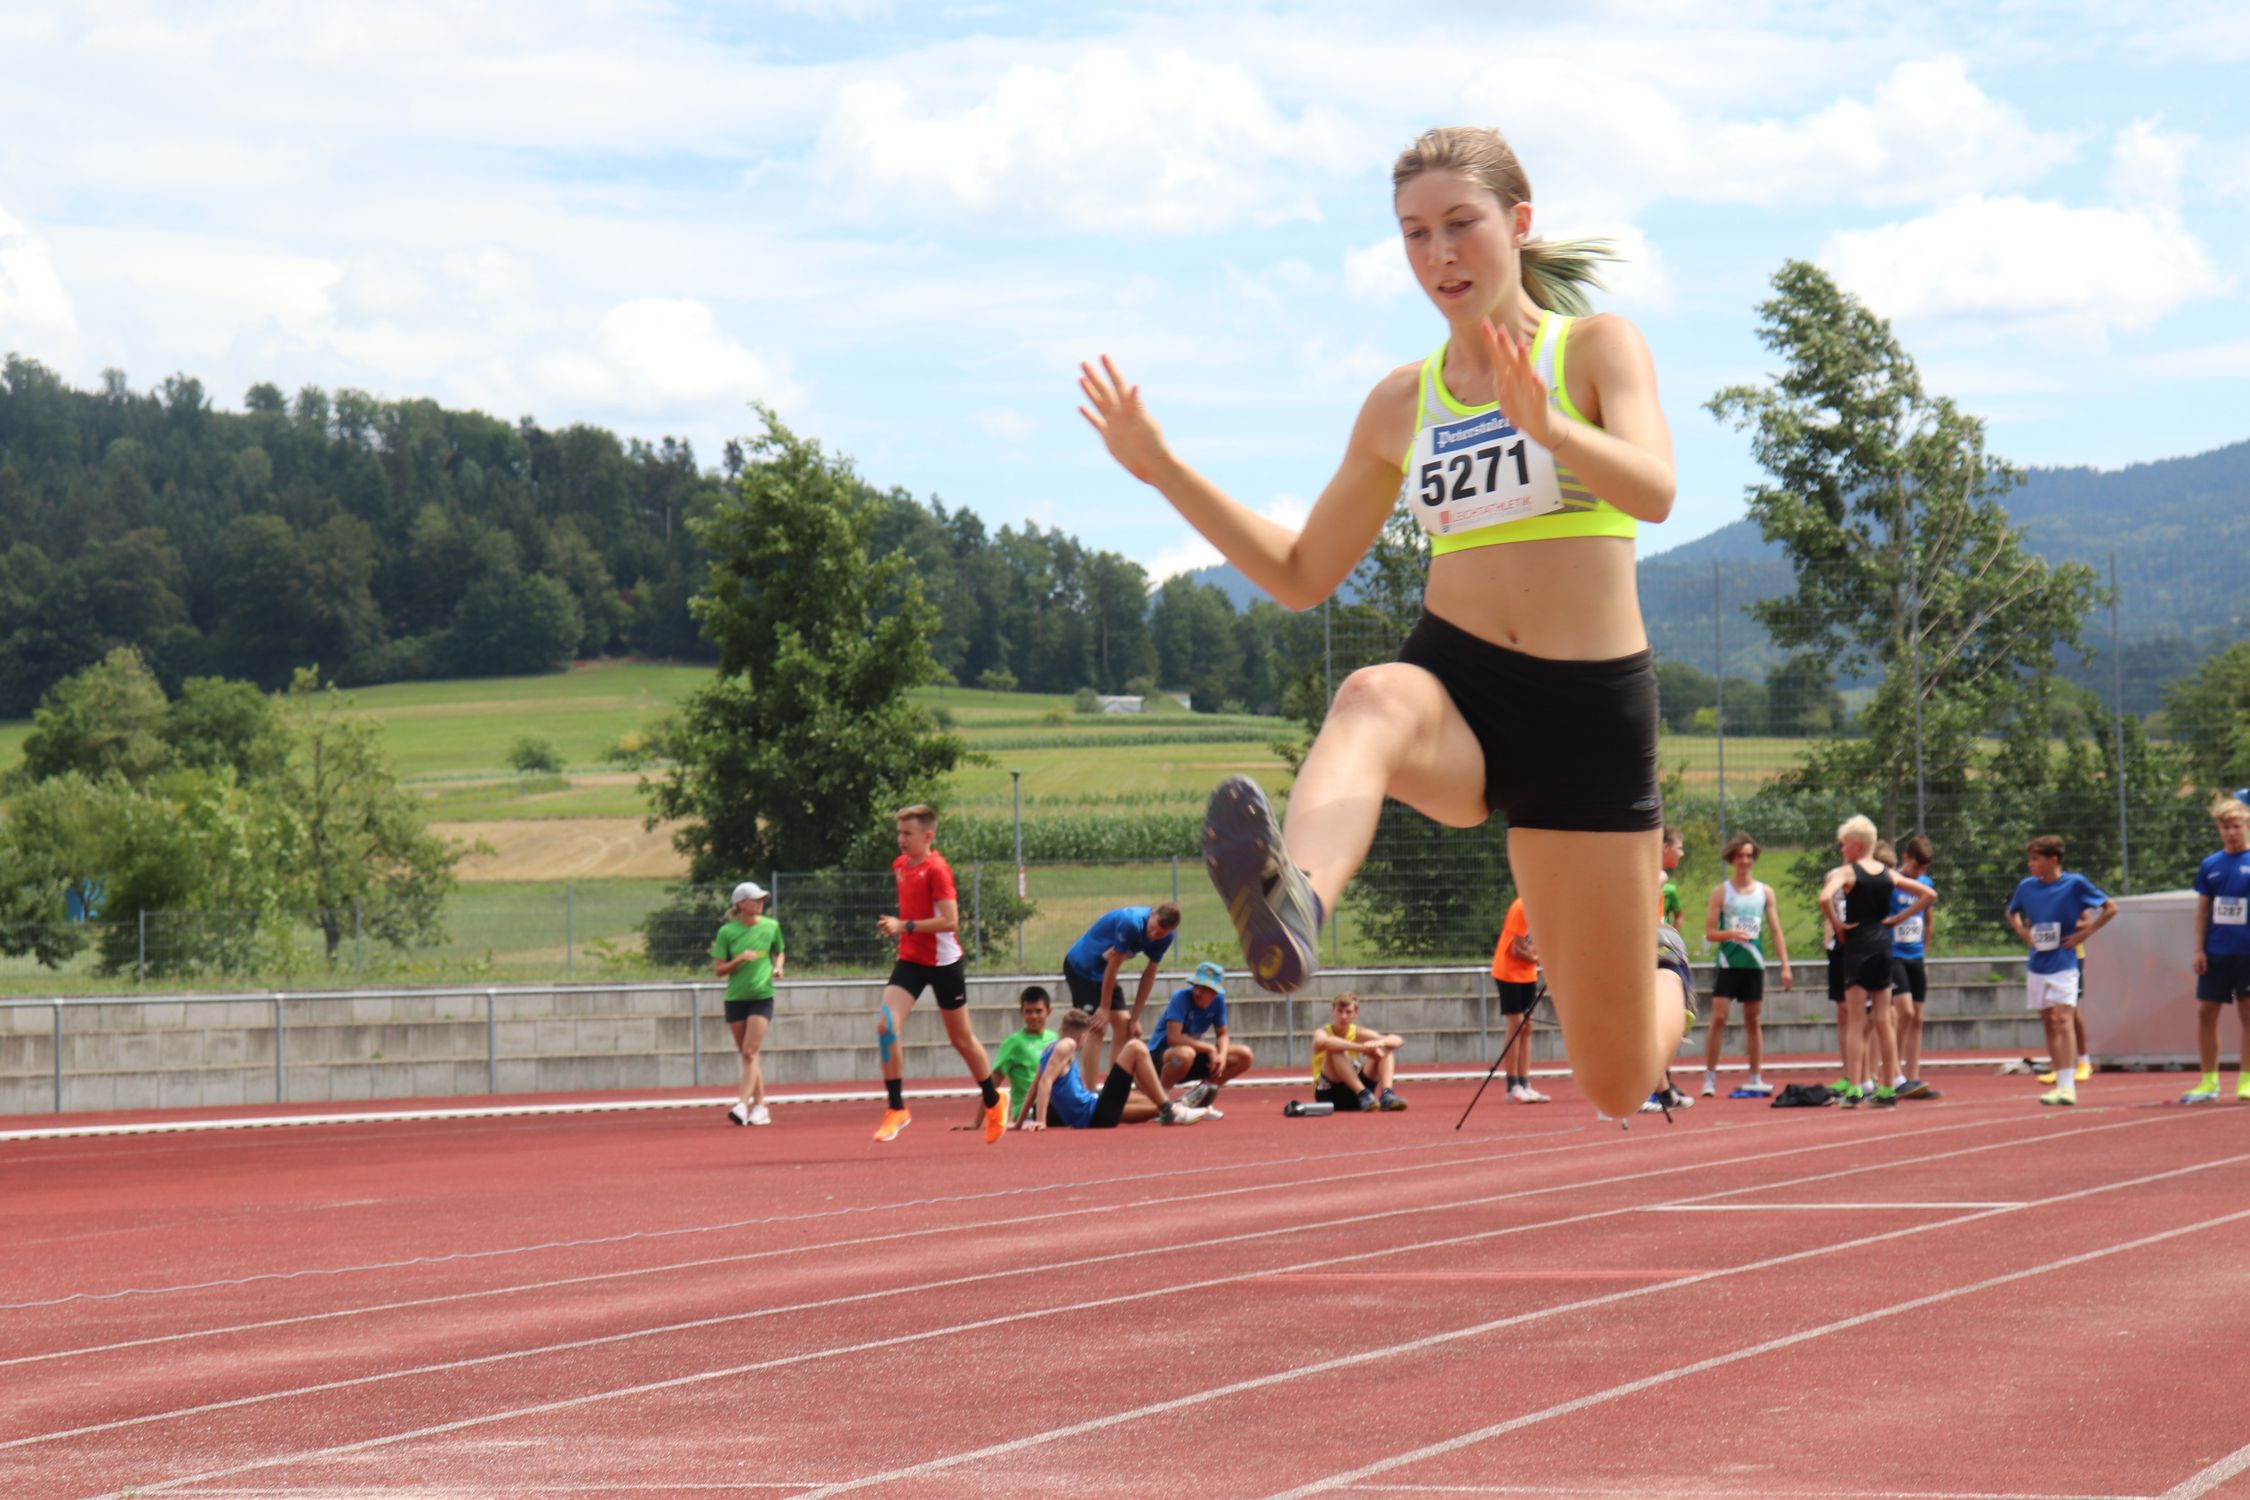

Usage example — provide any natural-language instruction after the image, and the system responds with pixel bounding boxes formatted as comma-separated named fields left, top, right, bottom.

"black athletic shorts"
left=1063, top=967, right=1127, bottom=1014
left=724, top=997, right=775, bottom=1024
left=1837, top=944, right=1895, bottom=993
left=1315, top=1078, right=1372, bottom=1111
left=1395, top=610, right=1662, bottom=832
left=1890, top=957, right=1928, bottom=1006
left=1827, top=948, right=1847, bottom=1004
left=1169, top=1052, right=1214, bottom=1082
left=2198, top=951, right=2250, bottom=1004
left=1713, top=966, right=1765, bottom=1003
left=888, top=959, right=968, bottom=1011
left=1496, top=979, right=1541, bottom=1016
left=1086, top=1065, right=1135, bottom=1129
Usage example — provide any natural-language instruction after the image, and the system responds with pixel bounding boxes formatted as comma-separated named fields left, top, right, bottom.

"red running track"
left=5, top=1068, right=2250, bottom=1499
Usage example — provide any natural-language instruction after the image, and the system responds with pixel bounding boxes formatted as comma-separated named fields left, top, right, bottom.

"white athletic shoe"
left=1700, top=1072, right=1718, bottom=1097
left=1517, top=1083, right=1549, bottom=1103
left=747, top=1104, right=771, bottom=1126
left=1203, top=1104, right=1225, bottom=1121
left=1160, top=1101, right=1208, bottom=1125
left=727, top=1102, right=750, bottom=1127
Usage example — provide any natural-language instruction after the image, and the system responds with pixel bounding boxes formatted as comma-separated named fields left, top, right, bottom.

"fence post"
left=1713, top=562, right=1727, bottom=843
left=487, top=990, right=498, bottom=1093
left=52, top=1000, right=64, bottom=1113
left=1171, top=854, right=1180, bottom=907
left=972, top=862, right=983, bottom=959
left=1478, top=973, right=1489, bottom=1059
left=2111, top=552, right=2130, bottom=893
left=691, top=986, right=702, bottom=1086
left=1911, top=550, right=1927, bottom=834
left=565, top=881, right=576, bottom=980
left=273, top=996, right=285, bottom=1104
left=353, top=897, right=363, bottom=983
left=138, top=910, right=147, bottom=984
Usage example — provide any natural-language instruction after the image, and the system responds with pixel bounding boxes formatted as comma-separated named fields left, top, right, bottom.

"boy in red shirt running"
left=873, top=805, right=1007, bottom=1144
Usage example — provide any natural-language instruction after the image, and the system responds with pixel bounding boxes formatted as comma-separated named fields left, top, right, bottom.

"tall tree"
left=1707, top=260, right=2101, bottom=834
left=644, top=411, right=964, bottom=881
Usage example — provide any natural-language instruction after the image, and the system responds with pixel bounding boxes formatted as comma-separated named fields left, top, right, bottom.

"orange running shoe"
left=873, top=1108, right=911, bottom=1143
left=983, top=1086, right=1010, bottom=1144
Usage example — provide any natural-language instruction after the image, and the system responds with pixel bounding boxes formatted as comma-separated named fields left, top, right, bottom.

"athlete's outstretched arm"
left=1478, top=314, right=1675, bottom=524
left=1078, top=355, right=1406, bottom=611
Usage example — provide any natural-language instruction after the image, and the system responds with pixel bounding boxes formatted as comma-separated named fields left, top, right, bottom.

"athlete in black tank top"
left=1842, top=862, right=1895, bottom=954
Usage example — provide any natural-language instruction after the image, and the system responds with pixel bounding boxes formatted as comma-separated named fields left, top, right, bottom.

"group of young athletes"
left=711, top=123, right=2250, bottom=1140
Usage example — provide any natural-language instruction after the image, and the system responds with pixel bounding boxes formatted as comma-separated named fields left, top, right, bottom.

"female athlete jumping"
left=1079, top=126, right=1689, bottom=1117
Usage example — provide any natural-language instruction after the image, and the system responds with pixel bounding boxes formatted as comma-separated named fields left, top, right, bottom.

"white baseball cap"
left=731, top=881, right=768, bottom=904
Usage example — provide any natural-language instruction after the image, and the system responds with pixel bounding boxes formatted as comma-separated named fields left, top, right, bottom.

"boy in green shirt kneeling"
left=961, top=987, right=1058, bottom=1130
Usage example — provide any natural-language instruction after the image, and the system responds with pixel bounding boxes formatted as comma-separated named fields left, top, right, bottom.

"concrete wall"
left=0, top=958, right=2046, bottom=1116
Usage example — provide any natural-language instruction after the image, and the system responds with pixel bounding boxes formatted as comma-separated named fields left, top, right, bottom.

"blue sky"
left=2, top=0, right=2246, bottom=581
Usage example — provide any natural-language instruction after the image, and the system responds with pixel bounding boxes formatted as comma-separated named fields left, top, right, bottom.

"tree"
left=507, top=735, right=564, bottom=774
left=643, top=412, right=965, bottom=884
left=1708, top=261, right=2101, bottom=834
left=163, top=676, right=289, bottom=781
left=269, top=670, right=464, bottom=959
left=15, top=647, right=171, bottom=786
left=2166, top=640, right=2250, bottom=792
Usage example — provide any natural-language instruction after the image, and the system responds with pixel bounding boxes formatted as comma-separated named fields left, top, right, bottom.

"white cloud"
left=2107, top=118, right=2196, bottom=214
left=814, top=48, right=1360, bottom=233
left=1820, top=196, right=2228, bottom=342
left=1345, top=235, right=1413, bottom=302
left=0, top=208, right=76, bottom=350
left=587, top=299, right=804, bottom=412
left=971, top=406, right=1035, bottom=442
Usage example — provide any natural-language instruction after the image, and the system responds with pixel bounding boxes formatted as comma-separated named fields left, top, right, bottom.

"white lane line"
left=81, top=1119, right=2208, bottom=1498
left=10, top=1110, right=2119, bottom=1449
left=788, top=1156, right=2250, bottom=1498
left=1266, top=1214, right=2250, bottom=1496
left=2158, top=1437, right=2250, bottom=1499
left=2, top=1122, right=1575, bottom=1312
left=1650, top=1202, right=2026, bottom=1211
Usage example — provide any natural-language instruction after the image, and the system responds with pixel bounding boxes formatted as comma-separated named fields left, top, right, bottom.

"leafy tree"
left=642, top=411, right=965, bottom=885
left=269, top=670, right=464, bottom=959
left=507, top=735, right=565, bottom=774
left=15, top=647, right=171, bottom=785
left=2166, top=640, right=2250, bottom=791
left=445, top=562, right=583, bottom=676
left=163, top=676, right=289, bottom=781
left=1708, top=261, right=2101, bottom=836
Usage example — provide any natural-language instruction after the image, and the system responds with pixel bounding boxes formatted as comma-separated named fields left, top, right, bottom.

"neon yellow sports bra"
left=1397, top=311, right=1636, bottom=555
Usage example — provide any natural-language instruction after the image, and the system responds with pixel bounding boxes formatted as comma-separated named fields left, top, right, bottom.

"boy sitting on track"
left=1020, top=1009, right=1209, bottom=1130
left=1310, top=992, right=1408, bottom=1111
left=959, top=986, right=1057, bottom=1130
left=1152, top=960, right=1257, bottom=1119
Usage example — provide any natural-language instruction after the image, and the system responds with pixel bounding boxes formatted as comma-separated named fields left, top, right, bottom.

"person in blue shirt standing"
left=2004, top=834, right=2117, bottom=1107
left=1888, top=834, right=1939, bottom=1100
left=1151, top=960, right=1257, bottom=1118
left=2185, top=798, right=2250, bottom=1104
left=1061, top=901, right=1182, bottom=1084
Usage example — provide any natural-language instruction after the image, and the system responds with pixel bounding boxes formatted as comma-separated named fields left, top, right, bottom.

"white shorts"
left=2026, top=968, right=2080, bottom=1010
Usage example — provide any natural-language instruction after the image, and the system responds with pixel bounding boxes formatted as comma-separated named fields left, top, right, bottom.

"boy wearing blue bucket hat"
left=1151, top=961, right=1256, bottom=1119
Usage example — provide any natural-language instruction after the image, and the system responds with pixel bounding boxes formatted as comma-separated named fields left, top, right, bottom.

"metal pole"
left=565, top=881, right=575, bottom=980
left=1713, top=563, right=1726, bottom=842
left=353, top=897, right=363, bottom=982
left=972, top=861, right=983, bottom=958
left=138, top=910, right=147, bottom=984
left=691, top=986, right=702, bottom=1086
left=52, top=1001, right=63, bottom=1113
left=273, top=996, right=285, bottom=1104
left=1012, top=769, right=1025, bottom=968
left=1911, top=552, right=1926, bottom=834
left=2111, top=552, right=2130, bottom=893
left=1478, top=973, right=1490, bottom=1058
left=1171, top=854, right=1180, bottom=906
left=487, top=990, right=497, bottom=1093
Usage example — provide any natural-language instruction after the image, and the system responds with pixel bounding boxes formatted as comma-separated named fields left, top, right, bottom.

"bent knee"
left=1328, top=664, right=1441, bottom=728
left=1232, top=1045, right=1256, bottom=1068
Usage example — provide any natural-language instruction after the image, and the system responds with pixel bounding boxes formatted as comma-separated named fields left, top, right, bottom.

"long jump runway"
left=4, top=1070, right=2248, bottom=1499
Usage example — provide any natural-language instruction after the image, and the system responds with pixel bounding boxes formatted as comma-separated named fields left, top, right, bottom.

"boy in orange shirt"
left=1490, top=896, right=1547, bottom=1103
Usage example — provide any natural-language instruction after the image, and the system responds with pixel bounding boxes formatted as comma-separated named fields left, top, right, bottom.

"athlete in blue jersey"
left=1888, top=835, right=1938, bottom=1099
left=1021, top=1008, right=1207, bottom=1131
left=2185, top=798, right=2250, bottom=1103
left=1061, top=902, right=1181, bottom=1084
left=2004, top=835, right=2116, bottom=1106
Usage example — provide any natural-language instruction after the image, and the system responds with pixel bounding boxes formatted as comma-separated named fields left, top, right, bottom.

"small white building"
left=1094, top=694, right=1144, bottom=714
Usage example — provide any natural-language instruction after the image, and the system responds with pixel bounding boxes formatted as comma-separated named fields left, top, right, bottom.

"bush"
left=506, top=736, right=564, bottom=774
left=977, top=667, right=1019, bottom=693
left=1042, top=706, right=1070, bottom=726
left=1073, top=687, right=1100, bottom=714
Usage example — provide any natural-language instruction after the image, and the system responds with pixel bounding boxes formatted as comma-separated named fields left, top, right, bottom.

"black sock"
left=885, top=1078, right=904, bottom=1111
left=979, top=1075, right=1000, bottom=1108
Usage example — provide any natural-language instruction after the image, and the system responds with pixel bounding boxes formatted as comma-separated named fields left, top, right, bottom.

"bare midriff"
left=1422, top=532, right=1647, bottom=661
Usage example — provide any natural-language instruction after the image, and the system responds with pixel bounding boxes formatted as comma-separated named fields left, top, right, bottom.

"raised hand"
left=1476, top=317, right=1560, bottom=450
left=1077, top=354, right=1169, bottom=484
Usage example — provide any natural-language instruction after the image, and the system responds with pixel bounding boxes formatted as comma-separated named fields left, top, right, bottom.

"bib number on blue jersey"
left=1408, top=409, right=1563, bottom=538
left=2030, top=921, right=2062, bottom=952
left=2216, top=896, right=2247, bottom=926
left=1895, top=914, right=1924, bottom=946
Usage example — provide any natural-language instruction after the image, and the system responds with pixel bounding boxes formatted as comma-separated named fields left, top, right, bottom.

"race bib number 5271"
left=1408, top=409, right=1563, bottom=538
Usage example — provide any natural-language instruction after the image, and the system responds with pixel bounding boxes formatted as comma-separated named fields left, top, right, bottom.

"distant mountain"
left=1172, top=437, right=2250, bottom=711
